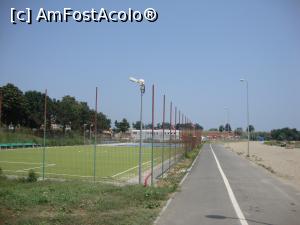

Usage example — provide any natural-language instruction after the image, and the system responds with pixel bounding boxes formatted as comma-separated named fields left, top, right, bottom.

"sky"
left=0, top=0, right=299, bottom=131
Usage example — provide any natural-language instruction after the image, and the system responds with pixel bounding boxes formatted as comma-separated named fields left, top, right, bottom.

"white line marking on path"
left=210, top=144, right=249, bottom=225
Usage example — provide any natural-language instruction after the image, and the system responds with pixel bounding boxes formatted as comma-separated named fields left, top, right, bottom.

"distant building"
left=51, top=123, right=63, bottom=131
left=130, top=129, right=180, bottom=142
left=204, top=131, right=238, bottom=140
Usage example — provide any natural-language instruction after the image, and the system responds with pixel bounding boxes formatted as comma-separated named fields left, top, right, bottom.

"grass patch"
left=0, top=145, right=203, bottom=225
left=0, top=177, right=172, bottom=225
left=0, top=145, right=172, bottom=181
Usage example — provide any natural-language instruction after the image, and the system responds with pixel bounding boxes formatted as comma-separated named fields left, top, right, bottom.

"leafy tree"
left=78, top=102, right=90, bottom=128
left=144, top=123, right=153, bottom=129
left=219, top=125, right=225, bottom=132
left=156, top=123, right=162, bottom=129
left=115, top=118, right=130, bottom=133
left=97, top=112, right=111, bottom=131
left=24, top=91, right=55, bottom=129
left=234, top=127, right=243, bottom=136
left=271, top=128, right=300, bottom=141
left=224, top=123, right=232, bottom=132
left=209, top=128, right=218, bottom=131
left=247, top=125, right=255, bottom=133
left=162, top=122, right=171, bottom=129
left=132, top=121, right=143, bottom=130
left=0, top=83, right=28, bottom=126
left=195, top=123, right=204, bottom=130
left=56, top=96, right=82, bottom=130
left=0, top=83, right=112, bottom=134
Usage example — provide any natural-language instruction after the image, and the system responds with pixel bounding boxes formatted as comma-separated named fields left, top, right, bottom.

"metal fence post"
left=175, top=106, right=177, bottom=163
left=169, top=102, right=172, bottom=170
left=161, top=95, right=165, bottom=178
left=93, top=87, right=98, bottom=183
left=42, top=89, right=47, bottom=180
left=151, top=84, right=154, bottom=186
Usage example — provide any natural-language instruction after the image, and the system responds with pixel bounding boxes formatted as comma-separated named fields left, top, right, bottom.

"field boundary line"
left=3, top=169, right=94, bottom=178
left=0, top=161, right=42, bottom=165
left=111, top=157, right=160, bottom=178
left=111, top=160, right=152, bottom=178
left=16, top=163, right=56, bottom=172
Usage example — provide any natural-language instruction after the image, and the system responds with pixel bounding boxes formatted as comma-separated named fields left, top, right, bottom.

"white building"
left=130, top=129, right=180, bottom=142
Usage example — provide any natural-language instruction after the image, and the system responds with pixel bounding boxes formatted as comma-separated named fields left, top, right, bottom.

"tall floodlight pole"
left=83, top=124, right=87, bottom=145
left=169, top=102, right=172, bottom=169
left=240, top=79, right=250, bottom=157
left=162, top=95, right=166, bottom=177
left=174, top=106, right=177, bottom=162
left=0, top=90, right=2, bottom=129
left=42, top=89, right=47, bottom=180
left=93, top=87, right=98, bottom=182
left=179, top=110, right=181, bottom=145
left=129, top=77, right=145, bottom=184
left=151, top=84, right=155, bottom=186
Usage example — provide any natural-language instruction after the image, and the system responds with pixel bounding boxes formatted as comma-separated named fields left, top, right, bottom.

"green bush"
left=27, top=170, right=38, bottom=182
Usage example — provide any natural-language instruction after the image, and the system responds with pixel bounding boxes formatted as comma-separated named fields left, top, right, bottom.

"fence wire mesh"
left=0, top=85, right=202, bottom=185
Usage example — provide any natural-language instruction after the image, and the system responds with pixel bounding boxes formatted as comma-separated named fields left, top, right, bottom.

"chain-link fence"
left=0, top=84, right=202, bottom=185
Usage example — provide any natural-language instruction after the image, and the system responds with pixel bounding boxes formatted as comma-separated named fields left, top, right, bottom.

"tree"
left=156, top=123, right=162, bottom=129
left=24, top=90, right=54, bottom=129
left=209, top=128, right=218, bottom=131
left=144, top=123, right=153, bottom=129
left=97, top=112, right=111, bottom=131
left=271, top=128, right=300, bottom=141
left=247, top=125, right=255, bottom=133
left=115, top=118, right=130, bottom=133
left=234, top=127, right=243, bottom=136
left=56, top=96, right=82, bottom=130
left=132, top=121, right=143, bottom=130
left=0, top=83, right=28, bottom=126
left=224, top=123, right=232, bottom=132
left=219, top=125, right=225, bottom=132
left=0, top=83, right=112, bottom=133
left=162, top=122, right=171, bottom=129
left=195, top=123, right=204, bottom=131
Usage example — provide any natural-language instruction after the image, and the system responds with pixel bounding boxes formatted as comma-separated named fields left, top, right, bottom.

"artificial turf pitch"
left=0, top=145, right=179, bottom=181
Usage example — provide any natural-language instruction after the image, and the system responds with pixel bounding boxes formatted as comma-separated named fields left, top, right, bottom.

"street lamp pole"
left=240, top=79, right=250, bottom=157
left=129, top=77, right=145, bottom=184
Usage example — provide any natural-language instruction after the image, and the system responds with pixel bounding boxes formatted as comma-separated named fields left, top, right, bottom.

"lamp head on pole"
left=129, top=77, right=145, bottom=94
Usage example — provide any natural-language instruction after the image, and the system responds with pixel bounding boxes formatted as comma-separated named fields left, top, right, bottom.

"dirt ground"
left=227, top=141, right=300, bottom=190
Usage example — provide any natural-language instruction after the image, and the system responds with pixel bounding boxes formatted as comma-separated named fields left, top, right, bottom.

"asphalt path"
left=155, top=143, right=300, bottom=225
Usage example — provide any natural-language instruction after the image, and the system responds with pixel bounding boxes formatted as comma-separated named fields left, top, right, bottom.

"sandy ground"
left=227, top=141, right=300, bottom=190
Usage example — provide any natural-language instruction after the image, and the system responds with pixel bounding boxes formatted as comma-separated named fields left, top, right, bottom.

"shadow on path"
left=205, top=215, right=275, bottom=225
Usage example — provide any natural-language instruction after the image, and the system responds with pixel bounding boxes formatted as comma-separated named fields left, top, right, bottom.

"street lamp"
left=240, top=79, right=250, bottom=157
left=129, top=76, right=145, bottom=184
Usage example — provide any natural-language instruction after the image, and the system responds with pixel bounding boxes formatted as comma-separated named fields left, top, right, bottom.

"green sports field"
left=0, top=144, right=182, bottom=182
